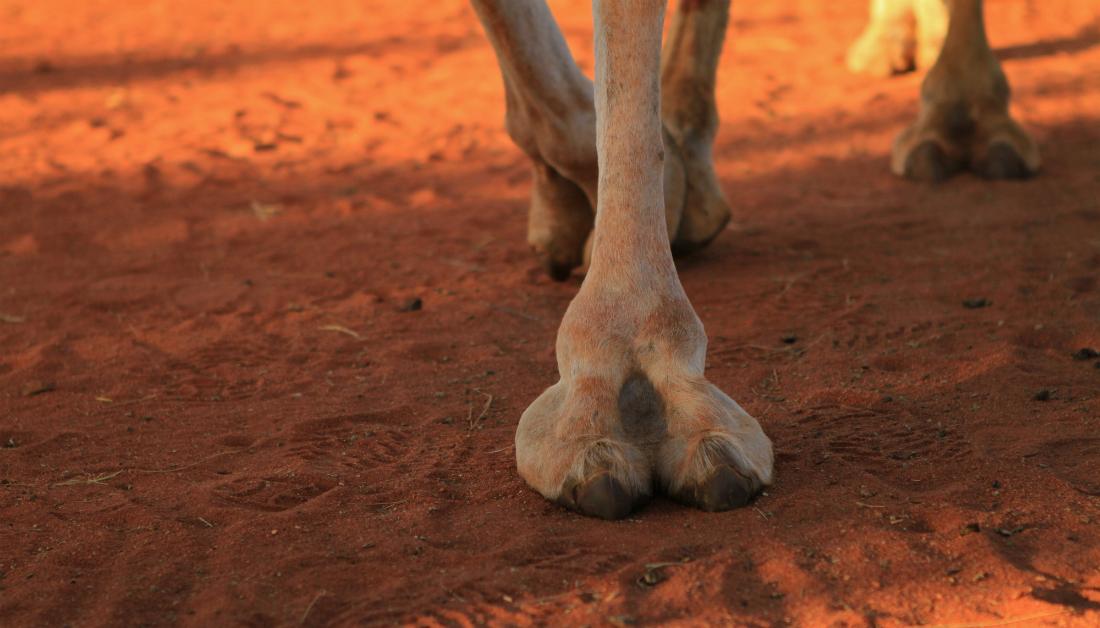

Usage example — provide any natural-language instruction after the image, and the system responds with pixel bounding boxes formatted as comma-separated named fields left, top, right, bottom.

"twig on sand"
left=135, top=450, right=239, bottom=474
left=442, top=585, right=467, bottom=603
left=487, top=444, right=515, bottom=454
left=644, top=560, right=690, bottom=570
left=53, top=470, right=123, bottom=486
left=318, top=324, right=362, bottom=339
left=53, top=449, right=240, bottom=486
left=467, top=389, right=494, bottom=431
left=363, top=499, right=407, bottom=508
left=251, top=200, right=282, bottom=222
left=299, top=590, right=327, bottom=626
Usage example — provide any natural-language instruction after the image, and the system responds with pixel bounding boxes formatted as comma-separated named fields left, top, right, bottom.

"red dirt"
left=2, top=0, right=1100, bottom=625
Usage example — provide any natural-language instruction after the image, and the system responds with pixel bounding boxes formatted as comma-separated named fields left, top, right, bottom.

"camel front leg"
left=515, top=0, right=773, bottom=519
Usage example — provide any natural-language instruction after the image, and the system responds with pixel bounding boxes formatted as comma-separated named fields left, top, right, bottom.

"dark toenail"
left=558, top=473, right=640, bottom=520
left=671, top=465, right=757, bottom=512
left=537, top=253, right=575, bottom=282
left=905, top=141, right=957, bottom=183
left=547, top=261, right=573, bottom=282
left=698, top=465, right=755, bottom=511
left=976, top=142, right=1031, bottom=180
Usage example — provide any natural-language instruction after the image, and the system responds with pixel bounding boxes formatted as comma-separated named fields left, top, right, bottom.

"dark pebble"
left=960, top=522, right=981, bottom=535
left=1033, top=389, right=1053, bottom=402
left=21, top=381, right=56, bottom=397
left=962, top=298, right=990, bottom=309
left=781, top=334, right=798, bottom=344
left=400, top=297, right=422, bottom=312
left=1071, top=347, right=1099, bottom=360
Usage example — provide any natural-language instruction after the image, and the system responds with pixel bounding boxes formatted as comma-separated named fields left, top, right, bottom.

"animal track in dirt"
left=495, top=537, right=633, bottom=575
left=288, top=411, right=414, bottom=473
left=212, top=473, right=336, bottom=512
left=796, top=402, right=972, bottom=489
left=1039, top=438, right=1100, bottom=496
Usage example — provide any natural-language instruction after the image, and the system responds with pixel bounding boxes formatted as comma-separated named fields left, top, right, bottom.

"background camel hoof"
left=975, top=141, right=1033, bottom=180
left=903, top=140, right=959, bottom=183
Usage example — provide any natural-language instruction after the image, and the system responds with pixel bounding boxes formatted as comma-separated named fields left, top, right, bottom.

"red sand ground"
left=2, top=0, right=1100, bottom=625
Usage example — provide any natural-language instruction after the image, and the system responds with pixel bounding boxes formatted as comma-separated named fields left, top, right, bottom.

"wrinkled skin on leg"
left=470, top=0, right=732, bottom=280
left=515, top=0, right=773, bottom=520
left=893, top=0, right=1040, bottom=181
left=847, top=0, right=948, bottom=76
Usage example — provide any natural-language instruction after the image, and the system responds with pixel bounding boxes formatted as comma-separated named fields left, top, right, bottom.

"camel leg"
left=846, top=0, right=948, bottom=76
left=515, top=0, right=773, bottom=519
left=893, top=0, right=1039, bottom=181
left=470, top=1, right=686, bottom=280
left=660, top=0, right=733, bottom=255
left=469, top=2, right=597, bottom=279
left=914, top=0, right=949, bottom=69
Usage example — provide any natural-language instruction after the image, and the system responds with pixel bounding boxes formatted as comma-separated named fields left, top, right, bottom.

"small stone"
left=960, top=522, right=981, bottom=536
left=637, top=569, right=665, bottom=587
left=1071, top=347, right=1099, bottom=360
left=962, top=298, right=991, bottom=309
left=400, top=297, right=422, bottom=312
left=21, top=381, right=55, bottom=397
left=1033, top=389, right=1053, bottom=402
left=781, top=334, right=798, bottom=344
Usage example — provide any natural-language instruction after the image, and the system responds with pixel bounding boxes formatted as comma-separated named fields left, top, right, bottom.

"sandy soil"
left=2, top=0, right=1100, bottom=625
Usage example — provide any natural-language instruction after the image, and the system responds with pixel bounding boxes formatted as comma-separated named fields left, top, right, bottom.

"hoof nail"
left=904, top=141, right=957, bottom=183
left=673, top=465, right=757, bottom=512
left=536, top=253, right=574, bottom=282
left=559, top=473, right=640, bottom=520
left=546, top=262, right=573, bottom=282
left=976, top=142, right=1031, bottom=180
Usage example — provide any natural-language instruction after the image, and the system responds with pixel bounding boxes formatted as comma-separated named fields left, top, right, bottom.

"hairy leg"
left=893, top=0, right=1039, bottom=181
left=516, top=0, right=773, bottom=519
